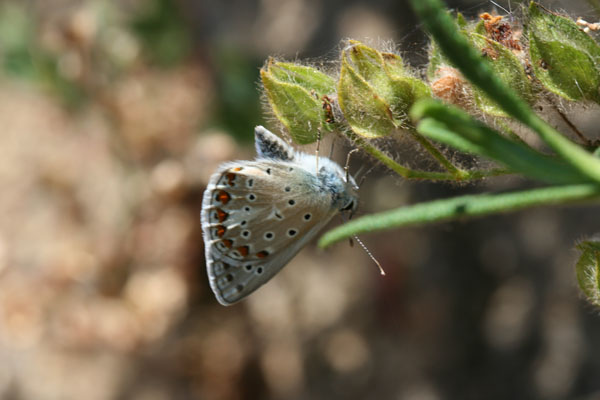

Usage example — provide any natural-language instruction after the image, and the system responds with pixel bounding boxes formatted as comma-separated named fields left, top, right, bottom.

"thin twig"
left=551, top=103, right=593, bottom=148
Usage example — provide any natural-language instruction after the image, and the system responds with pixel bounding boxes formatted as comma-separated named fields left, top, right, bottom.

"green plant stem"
left=496, top=120, right=528, bottom=146
left=410, top=0, right=600, bottom=183
left=354, top=136, right=508, bottom=180
left=319, top=183, right=600, bottom=247
left=405, top=126, right=465, bottom=177
left=551, top=102, right=593, bottom=148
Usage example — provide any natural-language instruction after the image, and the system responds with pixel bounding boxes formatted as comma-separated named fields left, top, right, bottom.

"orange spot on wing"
left=237, top=246, right=249, bottom=257
left=216, top=208, right=229, bottom=222
left=216, top=225, right=226, bottom=238
left=232, top=167, right=243, bottom=171
left=216, top=190, right=231, bottom=204
left=256, top=250, right=269, bottom=259
left=222, top=239, right=233, bottom=248
left=225, top=173, right=236, bottom=185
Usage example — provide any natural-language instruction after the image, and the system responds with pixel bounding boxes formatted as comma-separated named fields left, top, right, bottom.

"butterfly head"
left=254, top=125, right=359, bottom=215
left=316, top=158, right=359, bottom=215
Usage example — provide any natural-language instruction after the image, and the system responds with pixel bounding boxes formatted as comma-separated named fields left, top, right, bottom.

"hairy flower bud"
left=261, top=58, right=336, bottom=144
left=576, top=240, right=600, bottom=307
left=338, top=41, right=430, bottom=138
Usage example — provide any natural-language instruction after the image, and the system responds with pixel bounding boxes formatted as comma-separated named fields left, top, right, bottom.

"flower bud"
left=429, top=13, right=532, bottom=116
left=576, top=240, right=600, bottom=307
left=261, top=58, right=335, bottom=144
left=338, top=41, right=430, bottom=138
left=469, top=32, right=533, bottom=116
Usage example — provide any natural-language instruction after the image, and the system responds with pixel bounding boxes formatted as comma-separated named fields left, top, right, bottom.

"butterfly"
left=201, top=126, right=358, bottom=305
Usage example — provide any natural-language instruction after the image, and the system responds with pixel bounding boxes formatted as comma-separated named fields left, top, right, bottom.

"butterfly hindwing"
left=201, top=160, right=338, bottom=305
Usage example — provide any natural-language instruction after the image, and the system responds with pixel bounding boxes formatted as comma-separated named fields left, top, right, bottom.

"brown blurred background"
left=0, top=0, right=599, bottom=399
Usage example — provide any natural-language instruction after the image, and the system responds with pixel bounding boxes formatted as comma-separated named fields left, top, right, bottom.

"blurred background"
left=0, top=0, right=599, bottom=399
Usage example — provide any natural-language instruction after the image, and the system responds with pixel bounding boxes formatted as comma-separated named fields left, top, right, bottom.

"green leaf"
left=526, top=2, right=600, bottom=102
left=411, top=99, right=592, bottom=184
left=319, top=184, right=600, bottom=247
left=268, top=61, right=336, bottom=95
left=576, top=240, right=600, bottom=307
left=261, top=59, right=334, bottom=144
left=530, top=40, right=600, bottom=102
left=381, top=52, right=405, bottom=78
left=346, top=41, right=392, bottom=93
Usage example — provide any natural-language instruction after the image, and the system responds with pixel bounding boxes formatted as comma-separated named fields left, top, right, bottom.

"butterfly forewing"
left=201, top=160, right=338, bottom=305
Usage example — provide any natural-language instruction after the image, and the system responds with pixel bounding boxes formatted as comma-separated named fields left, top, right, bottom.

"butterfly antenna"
left=345, top=148, right=359, bottom=183
left=353, top=161, right=376, bottom=187
left=354, top=165, right=367, bottom=185
left=340, top=213, right=384, bottom=275
left=354, top=235, right=386, bottom=276
left=488, top=0, right=509, bottom=14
